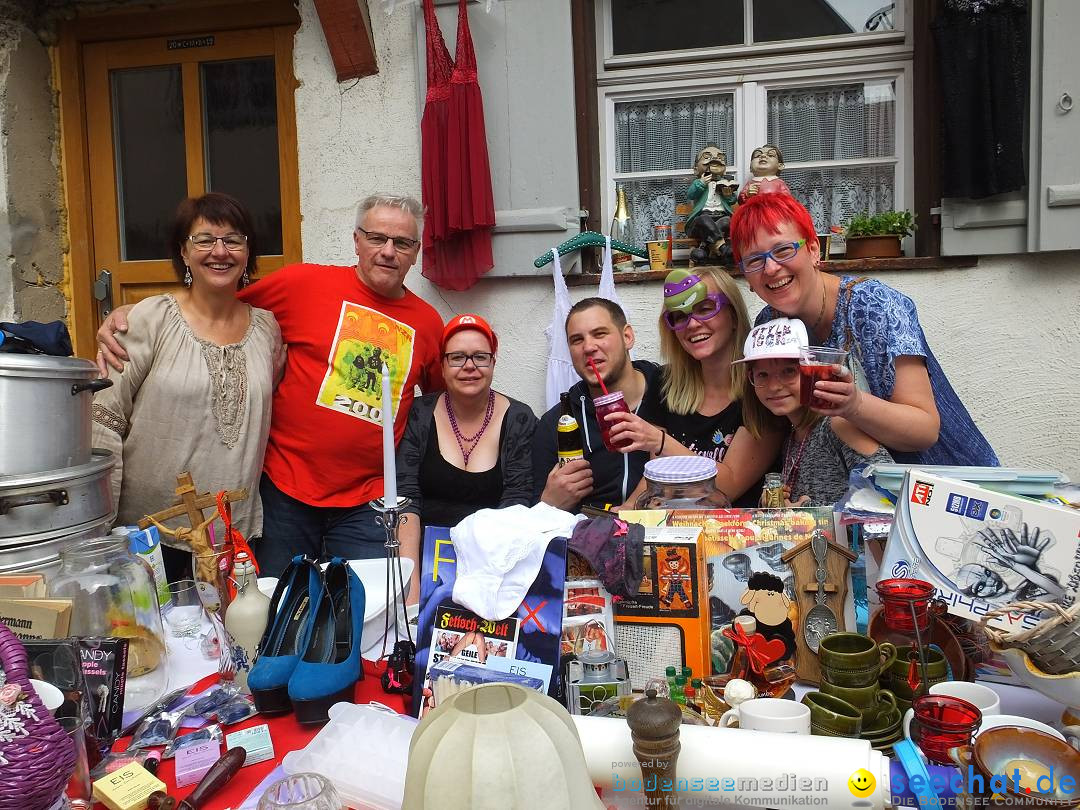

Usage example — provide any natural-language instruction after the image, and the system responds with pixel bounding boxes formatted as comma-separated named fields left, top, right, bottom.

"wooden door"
left=81, top=26, right=301, bottom=317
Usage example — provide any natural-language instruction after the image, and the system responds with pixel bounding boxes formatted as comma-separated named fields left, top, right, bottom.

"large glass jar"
left=634, top=456, right=731, bottom=510
left=47, top=536, right=169, bottom=713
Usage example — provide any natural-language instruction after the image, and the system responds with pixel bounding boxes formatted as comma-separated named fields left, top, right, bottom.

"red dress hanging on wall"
left=420, top=0, right=495, bottom=291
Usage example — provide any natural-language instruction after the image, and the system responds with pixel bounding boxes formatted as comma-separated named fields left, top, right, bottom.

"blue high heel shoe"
left=248, top=555, right=320, bottom=714
left=288, top=558, right=366, bottom=724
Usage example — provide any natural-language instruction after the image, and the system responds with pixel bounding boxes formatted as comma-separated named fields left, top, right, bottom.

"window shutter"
left=416, top=0, right=582, bottom=276
left=940, top=0, right=1080, bottom=255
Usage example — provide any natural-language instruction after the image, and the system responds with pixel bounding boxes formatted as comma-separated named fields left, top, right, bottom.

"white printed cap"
left=732, top=317, right=808, bottom=364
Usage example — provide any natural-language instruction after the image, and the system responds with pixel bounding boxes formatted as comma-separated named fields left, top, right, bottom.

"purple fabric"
left=567, top=517, right=644, bottom=597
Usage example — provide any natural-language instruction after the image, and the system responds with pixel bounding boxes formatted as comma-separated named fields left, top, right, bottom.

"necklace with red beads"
left=445, top=390, right=495, bottom=468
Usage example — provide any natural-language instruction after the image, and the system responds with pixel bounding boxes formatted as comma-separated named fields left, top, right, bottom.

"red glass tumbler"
left=909, top=694, right=982, bottom=765
left=594, top=391, right=631, bottom=452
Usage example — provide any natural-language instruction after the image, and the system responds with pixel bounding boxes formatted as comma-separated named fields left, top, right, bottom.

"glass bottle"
left=556, top=393, right=584, bottom=466
left=224, top=551, right=271, bottom=692
left=634, top=456, right=731, bottom=510
left=47, top=536, right=169, bottom=713
left=609, top=185, right=636, bottom=272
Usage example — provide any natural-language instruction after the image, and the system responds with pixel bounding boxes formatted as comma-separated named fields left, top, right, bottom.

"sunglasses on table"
left=663, top=292, right=729, bottom=331
left=443, top=351, right=494, bottom=368
left=738, top=239, right=807, bottom=274
left=747, top=363, right=800, bottom=387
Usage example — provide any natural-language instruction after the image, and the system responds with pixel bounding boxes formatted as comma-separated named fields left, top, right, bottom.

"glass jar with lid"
left=46, top=536, right=169, bottom=713
left=634, top=456, right=731, bottom=510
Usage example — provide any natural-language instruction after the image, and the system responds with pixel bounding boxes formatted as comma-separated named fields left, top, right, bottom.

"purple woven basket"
left=0, top=621, right=76, bottom=810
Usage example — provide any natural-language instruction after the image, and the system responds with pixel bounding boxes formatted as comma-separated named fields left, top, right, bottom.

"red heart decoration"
left=746, top=634, right=787, bottom=672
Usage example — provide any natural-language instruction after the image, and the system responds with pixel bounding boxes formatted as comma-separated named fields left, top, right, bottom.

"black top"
left=532, top=360, right=663, bottom=512
left=642, top=370, right=767, bottom=507
left=419, top=418, right=505, bottom=528
left=396, top=391, right=537, bottom=522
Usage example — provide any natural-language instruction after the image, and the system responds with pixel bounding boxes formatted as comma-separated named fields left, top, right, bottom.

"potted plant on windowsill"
left=841, top=211, right=915, bottom=259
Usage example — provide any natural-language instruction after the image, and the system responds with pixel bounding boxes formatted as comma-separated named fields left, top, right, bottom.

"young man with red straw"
left=531, top=298, right=662, bottom=513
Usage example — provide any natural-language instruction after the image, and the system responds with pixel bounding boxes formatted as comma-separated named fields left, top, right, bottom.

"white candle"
left=382, top=362, right=397, bottom=506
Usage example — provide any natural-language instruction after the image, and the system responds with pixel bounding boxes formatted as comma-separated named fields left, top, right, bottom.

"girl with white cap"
left=734, top=318, right=892, bottom=507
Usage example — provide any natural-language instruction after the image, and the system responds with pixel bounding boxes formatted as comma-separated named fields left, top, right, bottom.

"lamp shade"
left=403, top=683, right=607, bottom=810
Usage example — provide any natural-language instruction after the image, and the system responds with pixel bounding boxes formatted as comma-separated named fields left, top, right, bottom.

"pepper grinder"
left=625, top=688, right=682, bottom=808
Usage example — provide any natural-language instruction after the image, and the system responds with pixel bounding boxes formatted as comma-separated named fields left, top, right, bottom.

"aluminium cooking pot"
left=0, top=517, right=113, bottom=579
left=0, top=354, right=112, bottom=475
left=0, top=450, right=115, bottom=539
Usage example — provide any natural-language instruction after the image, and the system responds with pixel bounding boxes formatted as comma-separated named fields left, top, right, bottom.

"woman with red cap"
left=396, top=314, right=537, bottom=600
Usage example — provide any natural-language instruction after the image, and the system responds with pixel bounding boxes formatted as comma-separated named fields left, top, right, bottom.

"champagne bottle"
left=609, top=185, right=636, bottom=272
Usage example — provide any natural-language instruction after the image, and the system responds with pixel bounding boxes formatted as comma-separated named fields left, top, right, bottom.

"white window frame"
left=598, top=0, right=908, bottom=69
left=596, top=1, right=915, bottom=235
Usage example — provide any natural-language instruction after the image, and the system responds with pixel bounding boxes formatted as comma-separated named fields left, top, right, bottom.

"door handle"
left=93, top=269, right=114, bottom=319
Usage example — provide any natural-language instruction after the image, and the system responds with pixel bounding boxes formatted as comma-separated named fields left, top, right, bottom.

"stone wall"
left=0, top=10, right=65, bottom=322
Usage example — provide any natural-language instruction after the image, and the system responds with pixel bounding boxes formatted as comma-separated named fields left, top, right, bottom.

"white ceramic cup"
left=29, top=678, right=64, bottom=713
left=976, top=714, right=1065, bottom=741
left=929, top=681, right=1001, bottom=717
left=720, top=698, right=811, bottom=735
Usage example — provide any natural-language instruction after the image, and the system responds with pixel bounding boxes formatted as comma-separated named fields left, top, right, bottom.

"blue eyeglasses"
left=739, top=239, right=807, bottom=274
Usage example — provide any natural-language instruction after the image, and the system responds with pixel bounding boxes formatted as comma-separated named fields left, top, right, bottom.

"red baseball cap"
left=442, top=313, right=498, bottom=354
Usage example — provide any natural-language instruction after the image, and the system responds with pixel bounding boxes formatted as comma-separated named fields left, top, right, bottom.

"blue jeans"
left=255, top=473, right=386, bottom=577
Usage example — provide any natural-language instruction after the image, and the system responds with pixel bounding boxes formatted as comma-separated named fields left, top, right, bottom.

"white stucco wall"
left=292, top=0, right=1080, bottom=481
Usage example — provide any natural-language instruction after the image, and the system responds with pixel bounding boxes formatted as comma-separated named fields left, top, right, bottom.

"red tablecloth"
left=114, top=661, right=406, bottom=809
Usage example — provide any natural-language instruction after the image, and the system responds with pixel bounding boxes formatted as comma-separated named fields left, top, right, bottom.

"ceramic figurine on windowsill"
left=686, top=145, right=739, bottom=267
left=737, top=144, right=792, bottom=205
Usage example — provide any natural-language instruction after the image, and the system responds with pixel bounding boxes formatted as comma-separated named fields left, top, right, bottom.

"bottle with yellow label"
left=557, top=392, right=584, bottom=466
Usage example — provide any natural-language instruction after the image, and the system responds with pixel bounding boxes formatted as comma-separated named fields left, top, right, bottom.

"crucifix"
left=137, top=472, right=247, bottom=606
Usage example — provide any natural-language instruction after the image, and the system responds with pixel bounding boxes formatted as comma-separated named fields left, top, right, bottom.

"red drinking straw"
left=587, top=357, right=609, bottom=395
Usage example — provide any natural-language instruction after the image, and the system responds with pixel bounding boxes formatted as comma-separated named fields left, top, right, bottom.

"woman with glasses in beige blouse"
left=92, top=193, right=282, bottom=579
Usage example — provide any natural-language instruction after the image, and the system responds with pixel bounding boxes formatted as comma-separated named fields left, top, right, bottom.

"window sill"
left=563, top=255, right=978, bottom=286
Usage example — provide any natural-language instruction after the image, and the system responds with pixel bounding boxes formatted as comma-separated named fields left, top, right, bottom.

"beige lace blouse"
left=92, top=294, right=281, bottom=542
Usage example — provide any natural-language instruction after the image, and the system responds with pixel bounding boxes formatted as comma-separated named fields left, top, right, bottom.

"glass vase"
left=47, top=537, right=168, bottom=713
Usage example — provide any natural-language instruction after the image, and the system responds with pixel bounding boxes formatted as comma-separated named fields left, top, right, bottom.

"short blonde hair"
left=658, top=268, right=751, bottom=415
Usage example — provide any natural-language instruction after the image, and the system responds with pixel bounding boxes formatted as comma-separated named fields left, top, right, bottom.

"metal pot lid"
left=0, top=516, right=113, bottom=550
left=0, top=353, right=100, bottom=380
left=0, top=449, right=115, bottom=490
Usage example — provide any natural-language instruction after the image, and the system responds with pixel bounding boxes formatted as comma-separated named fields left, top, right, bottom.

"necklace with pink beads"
left=445, top=390, right=495, bottom=468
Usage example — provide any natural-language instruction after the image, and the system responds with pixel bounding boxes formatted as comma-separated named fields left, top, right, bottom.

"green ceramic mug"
left=802, top=692, right=863, bottom=738
left=882, top=646, right=949, bottom=698
left=818, top=633, right=897, bottom=687
left=820, top=681, right=898, bottom=725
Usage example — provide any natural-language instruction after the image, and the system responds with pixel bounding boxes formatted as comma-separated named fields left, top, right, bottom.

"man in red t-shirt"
left=96, top=194, right=444, bottom=575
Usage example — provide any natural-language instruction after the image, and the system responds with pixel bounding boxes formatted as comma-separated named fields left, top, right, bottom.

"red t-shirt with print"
left=239, top=263, right=443, bottom=507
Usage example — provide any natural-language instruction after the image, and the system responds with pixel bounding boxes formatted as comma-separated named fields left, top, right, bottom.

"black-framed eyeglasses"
left=739, top=239, right=806, bottom=275
left=356, top=226, right=420, bottom=253
left=747, top=363, right=800, bottom=387
left=188, top=233, right=248, bottom=252
left=663, top=292, right=729, bottom=331
left=443, top=351, right=494, bottom=368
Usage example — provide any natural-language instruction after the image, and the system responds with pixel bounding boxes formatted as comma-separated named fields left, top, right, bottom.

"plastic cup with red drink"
left=799, top=346, right=849, bottom=409
left=594, top=391, right=632, bottom=452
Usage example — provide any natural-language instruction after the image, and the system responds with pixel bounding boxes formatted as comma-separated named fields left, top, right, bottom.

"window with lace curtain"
left=599, top=1, right=910, bottom=254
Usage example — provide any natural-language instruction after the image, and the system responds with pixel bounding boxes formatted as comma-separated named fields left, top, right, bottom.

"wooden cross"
left=136, top=472, right=247, bottom=589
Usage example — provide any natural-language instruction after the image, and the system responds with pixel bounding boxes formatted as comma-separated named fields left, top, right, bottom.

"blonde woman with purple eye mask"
left=613, top=268, right=784, bottom=508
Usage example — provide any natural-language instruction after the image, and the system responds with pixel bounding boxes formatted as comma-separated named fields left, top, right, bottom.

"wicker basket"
left=0, top=621, right=76, bottom=810
left=980, top=600, right=1080, bottom=676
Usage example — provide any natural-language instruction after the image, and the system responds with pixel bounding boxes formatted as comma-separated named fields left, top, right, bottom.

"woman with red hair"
left=728, top=194, right=997, bottom=466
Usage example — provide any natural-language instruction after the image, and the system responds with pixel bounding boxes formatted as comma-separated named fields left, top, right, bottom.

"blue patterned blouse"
left=756, top=276, right=999, bottom=466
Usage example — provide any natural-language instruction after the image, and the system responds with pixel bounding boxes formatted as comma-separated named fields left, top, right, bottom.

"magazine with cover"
left=413, top=526, right=566, bottom=713
left=561, top=580, right=616, bottom=658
